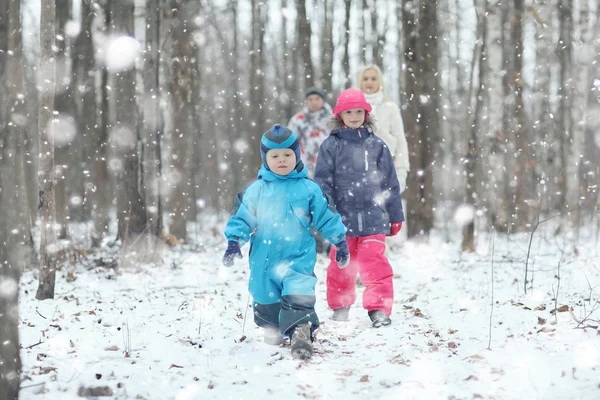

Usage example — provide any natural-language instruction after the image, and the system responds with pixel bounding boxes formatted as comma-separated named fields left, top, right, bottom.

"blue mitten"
left=222, top=241, right=242, bottom=267
left=335, top=240, right=350, bottom=269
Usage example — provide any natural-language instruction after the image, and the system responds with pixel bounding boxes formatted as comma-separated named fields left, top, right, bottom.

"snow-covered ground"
left=18, top=220, right=600, bottom=399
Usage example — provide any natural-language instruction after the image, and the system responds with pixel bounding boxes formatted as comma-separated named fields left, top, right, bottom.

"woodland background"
left=0, top=0, right=599, bottom=398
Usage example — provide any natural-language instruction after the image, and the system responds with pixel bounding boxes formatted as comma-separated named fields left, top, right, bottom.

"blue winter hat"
left=260, top=124, right=301, bottom=165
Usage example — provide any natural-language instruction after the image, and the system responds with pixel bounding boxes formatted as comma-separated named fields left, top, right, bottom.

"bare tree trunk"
left=53, top=0, right=73, bottom=239
left=75, top=0, right=100, bottom=233
left=557, top=0, right=572, bottom=215
left=249, top=0, right=267, bottom=169
left=462, top=2, right=486, bottom=252
left=36, top=0, right=57, bottom=300
left=510, top=0, right=530, bottom=230
left=403, top=0, right=439, bottom=238
left=93, top=3, right=111, bottom=240
left=570, top=0, right=591, bottom=220
left=296, top=0, right=314, bottom=87
left=320, top=0, right=334, bottom=97
left=144, top=0, right=163, bottom=238
left=485, top=0, right=509, bottom=231
left=341, top=0, right=351, bottom=87
left=0, top=1, right=22, bottom=396
left=371, top=0, right=386, bottom=64
left=168, top=1, right=194, bottom=240
left=532, top=0, right=556, bottom=215
left=110, top=0, right=148, bottom=261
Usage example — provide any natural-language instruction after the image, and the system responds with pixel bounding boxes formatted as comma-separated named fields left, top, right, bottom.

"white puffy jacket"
left=364, top=91, right=409, bottom=191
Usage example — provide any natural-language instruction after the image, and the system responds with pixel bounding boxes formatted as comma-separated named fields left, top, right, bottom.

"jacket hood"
left=258, top=162, right=308, bottom=181
left=327, top=114, right=377, bottom=132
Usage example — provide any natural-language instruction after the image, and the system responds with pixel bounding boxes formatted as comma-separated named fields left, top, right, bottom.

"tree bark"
left=0, top=1, right=22, bottom=397
left=168, top=1, right=194, bottom=240
left=296, top=0, right=314, bottom=87
left=403, top=0, right=439, bottom=238
left=36, top=0, right=58, bottom=300
left=143, top=0, right=164, bottom=238
left=484, top=0, right=509, bottom=231
left=110, top=0, right=148, bottom=261
left=341, top=0, right=351, bottom=87
left=320, top=0, right=334, bottom=97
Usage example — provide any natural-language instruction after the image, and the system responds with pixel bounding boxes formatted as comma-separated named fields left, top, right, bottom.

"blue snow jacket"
left=224, top=163, right=347, bottom=305
left=314, top=117, right=404, bottom=237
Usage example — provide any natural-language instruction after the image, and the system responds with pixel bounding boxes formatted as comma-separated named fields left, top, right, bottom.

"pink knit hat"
left=332, top=88, right=372, bottom=117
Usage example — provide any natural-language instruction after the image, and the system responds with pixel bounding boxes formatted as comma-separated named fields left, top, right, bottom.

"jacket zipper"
left=364, top=151, right=369, bottom=171
left=358, top=213, right=363, bottom=231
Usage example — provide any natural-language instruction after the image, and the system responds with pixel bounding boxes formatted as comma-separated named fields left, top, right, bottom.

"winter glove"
left=222, top=241, right=242, bottom=267
left=387, top=222, right=403, bottom=237
left=335, top=240, right=350, bottom=269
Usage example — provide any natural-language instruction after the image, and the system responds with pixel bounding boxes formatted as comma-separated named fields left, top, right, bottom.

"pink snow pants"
left=326, top=234, right=394, bottom=316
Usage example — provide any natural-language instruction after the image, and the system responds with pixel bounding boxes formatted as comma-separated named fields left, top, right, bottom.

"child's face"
left=361, top=69, right=380, bottom=94
left=340, top=108, right=366, bottom=129
left=266, top=148, right=296, bottom=175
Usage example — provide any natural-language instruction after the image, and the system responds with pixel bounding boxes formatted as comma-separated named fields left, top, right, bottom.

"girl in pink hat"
left=314, top=88, right=405, bottom=328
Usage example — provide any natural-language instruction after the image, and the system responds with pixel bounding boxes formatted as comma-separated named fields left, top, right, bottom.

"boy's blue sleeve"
left=313, top=139, right=335, bottom=199
left=379, top=146, right=405, bottom=223
left=309, top=183, right=346, bottom=244
left=224, top=182, right=260, bottom=246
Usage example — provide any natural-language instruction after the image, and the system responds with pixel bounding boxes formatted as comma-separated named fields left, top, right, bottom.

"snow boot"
left=332, top=307, right=350, bottom=321
left=290, top=322, right=313, bottom=360
left=263, top=327, right=283, bottom=346
left=368, top=310, right=391, bottom=328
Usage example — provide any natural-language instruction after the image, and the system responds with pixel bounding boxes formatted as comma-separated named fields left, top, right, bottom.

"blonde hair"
left=357, top=64, right=390, bottom=102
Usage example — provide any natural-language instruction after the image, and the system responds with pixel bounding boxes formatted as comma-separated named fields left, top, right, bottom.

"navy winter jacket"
left=314, top=118, right=404, bottom=237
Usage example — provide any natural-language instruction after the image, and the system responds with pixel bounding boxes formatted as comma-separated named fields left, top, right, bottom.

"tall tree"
left=403, top=0, right=439, bottom=238
left=168, top=0, right=195, bottom=240
left=461, top=1, right=486, bottom=252
left=484, top=0, right=509, bottom=231
left=53, top=0, right=74, bottom=238
left=37, top=0, right=58, bottom=300
left=510, top=0, right=530, bottom=230
left=296, top=0, right=314, bottom=87
left=341, top=0, right=351, bottom=87
left=557, top=0, right=573, bottom=216
left=319, top=0, right=334, bottom=97
left=75, top=0, right=104, bottom=239
left=0, top=1, right=22, bottom=396
left=249, top=0, right=267, bottom=169
left=143, top=0, right=164, bottom=238
left=110, top=0, right=148, bottom=260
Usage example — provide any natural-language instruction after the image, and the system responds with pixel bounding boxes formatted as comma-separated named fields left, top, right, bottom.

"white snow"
left=18, top=220, right=600, bottom=399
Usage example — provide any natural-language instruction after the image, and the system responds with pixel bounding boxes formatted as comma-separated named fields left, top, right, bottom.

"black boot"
left=291, top=322, right=313, bottom=360
left=331, top=307, right=350, bottom=321
left=368, top=310, right=391, bottom=328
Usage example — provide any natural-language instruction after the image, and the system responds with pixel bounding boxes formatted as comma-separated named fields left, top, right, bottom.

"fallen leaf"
left=448, top=329, right=458, bottom=335
left=104, top=346, right=119, bottom=351
left=469, top=354, right=485, bottom=360
left=169, top=364, right=184, bottom=369
left=95, top=373, right=102, bottom=380
left=464, top=375, right=478, bottom=381
left=359, top=375, right=369, bottom=382
left=535, top=304, right=546, bottom=311
left=448, top=342, right=458, bottom=349
left=537, top=317, right=547, bottom=325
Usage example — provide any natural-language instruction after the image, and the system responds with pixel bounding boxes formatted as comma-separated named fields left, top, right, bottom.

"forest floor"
left=18, top=219, right=600, bottom=400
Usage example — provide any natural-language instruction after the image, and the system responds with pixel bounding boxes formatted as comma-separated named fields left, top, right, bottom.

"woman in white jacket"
left=358, top=65, right=409, bottom=193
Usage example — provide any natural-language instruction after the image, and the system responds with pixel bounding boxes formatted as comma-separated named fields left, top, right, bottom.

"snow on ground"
left=18, top=220, right=600, bottom=400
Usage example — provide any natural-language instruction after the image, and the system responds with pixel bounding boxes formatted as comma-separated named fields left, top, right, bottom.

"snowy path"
left=18, top=231, right=600, bottom=399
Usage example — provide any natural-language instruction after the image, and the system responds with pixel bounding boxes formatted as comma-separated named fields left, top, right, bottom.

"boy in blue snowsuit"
left=222, top=124, right=350, bottom=359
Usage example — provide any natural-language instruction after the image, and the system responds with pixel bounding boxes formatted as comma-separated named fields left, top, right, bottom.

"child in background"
left=314, top=89, right=404, bottom=328
left=222, top=124, right=349, bottom=359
